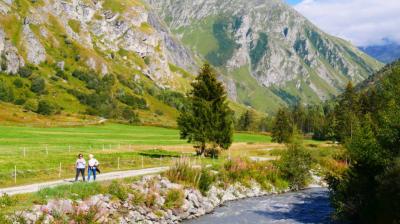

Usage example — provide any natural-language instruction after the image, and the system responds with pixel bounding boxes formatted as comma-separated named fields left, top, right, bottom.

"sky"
left=285, top=0, right=400, bottom=47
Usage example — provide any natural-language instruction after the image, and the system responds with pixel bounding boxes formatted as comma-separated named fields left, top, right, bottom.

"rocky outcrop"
left=23, top=25, right=46, bottom=65
left=14, top=175, right=287, bottom=224
left=0, top=28, right=25, bottom=74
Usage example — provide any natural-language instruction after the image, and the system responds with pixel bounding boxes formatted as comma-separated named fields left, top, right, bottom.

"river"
left=185, top=187, right=335, bottom=224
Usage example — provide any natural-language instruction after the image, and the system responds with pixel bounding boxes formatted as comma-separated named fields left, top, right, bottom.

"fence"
left=0, top=153, right=207, bottom=187
left=0, top=143, right=192, bottom=157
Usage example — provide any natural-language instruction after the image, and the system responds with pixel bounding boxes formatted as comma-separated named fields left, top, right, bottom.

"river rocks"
left=12, top=175, right=284, bottom=224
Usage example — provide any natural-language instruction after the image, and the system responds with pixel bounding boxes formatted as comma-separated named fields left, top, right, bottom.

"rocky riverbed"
left=13, top=175, right=291, bottom=224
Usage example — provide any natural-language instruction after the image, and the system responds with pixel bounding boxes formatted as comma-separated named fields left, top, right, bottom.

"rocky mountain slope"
left=0, top=0, right=383, bottom=124
left=148, top=0, right=383, bottom=113
left=0, top=0, right=201, bottom=125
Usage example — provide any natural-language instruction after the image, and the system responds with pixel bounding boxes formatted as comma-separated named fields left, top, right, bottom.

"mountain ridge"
left=147, top=0, right=382, bottom=112
left=0, top=0, right=383, bottom=125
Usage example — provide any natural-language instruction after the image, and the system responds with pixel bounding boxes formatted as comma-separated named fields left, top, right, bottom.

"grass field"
left=0, top=123, right=273, bottom=187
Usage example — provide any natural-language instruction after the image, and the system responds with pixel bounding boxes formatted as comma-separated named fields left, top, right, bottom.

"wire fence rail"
left=0, top=154, right=208, bottom=188
left=0, top=143, right=192, bottom=157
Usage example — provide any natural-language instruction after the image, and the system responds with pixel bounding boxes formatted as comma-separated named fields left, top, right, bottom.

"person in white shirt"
left=87, top=154, right=99, bottom=181
left=75, top=154, right=86, bottom=182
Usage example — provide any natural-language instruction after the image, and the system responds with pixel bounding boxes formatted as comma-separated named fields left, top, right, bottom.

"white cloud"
left=294, top=0, right=400, bottom=46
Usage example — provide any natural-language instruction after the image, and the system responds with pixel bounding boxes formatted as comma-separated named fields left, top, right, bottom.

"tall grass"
left=36, top=181, right=104, bottom=201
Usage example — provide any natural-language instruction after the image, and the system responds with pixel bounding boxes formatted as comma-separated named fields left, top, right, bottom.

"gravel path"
left=0, top=166, right=168, bottom=196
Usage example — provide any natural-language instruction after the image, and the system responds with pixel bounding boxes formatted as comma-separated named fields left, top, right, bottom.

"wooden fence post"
left=14, top=165, right=17, bottom=184
left=118, top=157, right=120, bottom=169
left=141, top=156, right=144, bottom=168
left=59, top=162, right=62, bottom=178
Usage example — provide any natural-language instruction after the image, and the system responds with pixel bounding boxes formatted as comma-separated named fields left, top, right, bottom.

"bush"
left=37, top=100, right=55, bottom=115
left=164, top=159, right=200, bottom=187
left=30, top=76, right=46, bottom=94
left=122, top=107, right=140, bottom=124
left=13, top=78, right=23, bottom=88
left=0, top=79, right=14, bottom=102
left=23, top=99, right=38, bottom=111
left=108, top=181, right=128, bottom=200
left=55, top=70, right=68, bottom=80
left=14, top=98, right=26, bottom=105
left=0, top=194, right=15, bottom=208
left=278, top=136, right=312, bottom=190
left=130, top=189, right=145, bottom=205
left=18, top=66, right=33, bottom=78
left=144, top=193, right=156, bottom=207
left=117, top=93, right=147, bottom=109
left=164, top=189, right=184, bottom=209
left=198, top=169, right=216, bottom=195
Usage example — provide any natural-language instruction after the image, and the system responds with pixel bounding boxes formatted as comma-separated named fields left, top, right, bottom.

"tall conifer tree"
left=177, top=64, right=234, bottom=157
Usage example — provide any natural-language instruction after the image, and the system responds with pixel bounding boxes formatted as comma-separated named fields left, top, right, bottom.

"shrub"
left=1, top=53, right=7, bottom=71
left=23, top=99, right=38, bottom=112
left=18, top=66, right=33, bottom=78
left=0, top=213, right=11, bottom=224
left=37, top=100, right=55, bottom=115
left=108, top=181, right=128, bottom=200
left=198, top=169, right=216, bottom=195
left=0, top=80, right=14, bottom=102
left=55, top=70, right=68, bottom=80
left=278, top=137, right=312, bottom=190
left=130, top=189, right=145, bottom=205
left=117, top=93, right=147, bottom=109
left=122, top=107, right=140, bottom=124
left=13, top=78, right=23, bottom=88
left=155, top=109, right=164, bottom=116
left=30, top=76, right=46, bottom=94
left=144, top=193, right=157, bottom=208
left=70, top=205, right=99, bottom=223
left=14, top=98, right=26, bottom=105
left=164, top=189, right=184, bottom=209
left=164, top=159, right=200, bottom=187
left=0, top=194, right=15, bottom=208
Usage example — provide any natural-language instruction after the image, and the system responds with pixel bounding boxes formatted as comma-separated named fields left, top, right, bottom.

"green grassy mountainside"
left=0, top=0, right=382, bottom=126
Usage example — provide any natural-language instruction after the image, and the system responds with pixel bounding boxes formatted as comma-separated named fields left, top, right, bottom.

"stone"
left=23, top=25, right=46, bottom=65
left=0, top=28, right=25, bottom=74
left=57, top=61, right=65, bottom=71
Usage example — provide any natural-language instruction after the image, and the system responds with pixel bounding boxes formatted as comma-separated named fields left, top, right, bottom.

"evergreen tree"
left=177, top=63, right=234, bottom=157
left=272, top=108, right=293, bottom=143
left=279, top=129, right=312, bottom=190
left=237, top=110, right=254, bottom=131
left=328, top=64, right=400, bottom=223
left=291, top=101, right=306, bottom=132
left=334, top=82, right=360, bottom=142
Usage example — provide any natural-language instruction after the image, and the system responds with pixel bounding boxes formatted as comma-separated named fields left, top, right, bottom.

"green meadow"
left=0, top=123, right=272, bottom=187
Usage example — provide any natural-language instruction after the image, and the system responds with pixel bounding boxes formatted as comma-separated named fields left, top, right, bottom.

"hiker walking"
left=88, top=154, right=99, bottom=181
left=75, top=153, right=86, bottom=182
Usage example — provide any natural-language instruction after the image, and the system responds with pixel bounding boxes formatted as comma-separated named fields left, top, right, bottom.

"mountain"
left=0, top=0, right=201, bottom=126
left=360, top=42, right=400, bottom=64
left=0, top=0, right=382, bottom=126
left=147, top=0, right=382, bottom=113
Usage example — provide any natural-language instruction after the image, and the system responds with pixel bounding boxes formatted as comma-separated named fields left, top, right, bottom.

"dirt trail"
left=0, top=167, right=168, bottom=196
